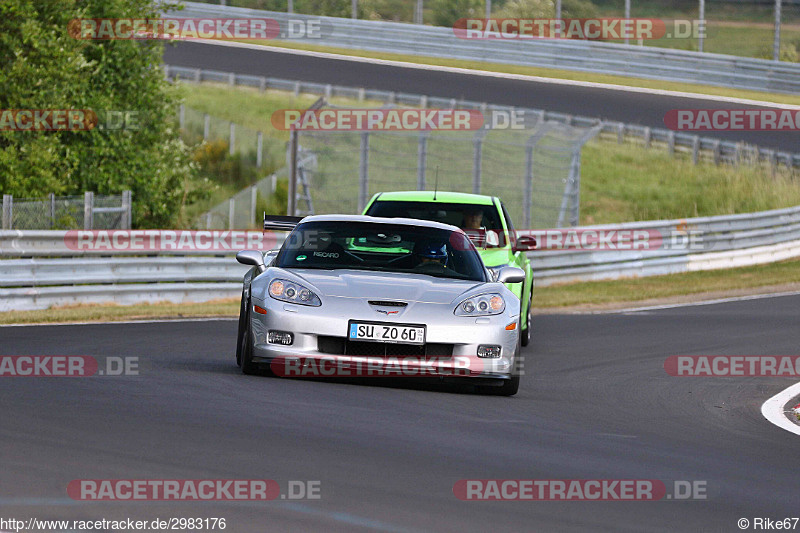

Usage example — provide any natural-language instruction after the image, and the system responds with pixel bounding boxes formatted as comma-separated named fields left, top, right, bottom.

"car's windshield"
left=365, top=200, right=508, bottom=248
left=275, top=221, right=487, bottom=282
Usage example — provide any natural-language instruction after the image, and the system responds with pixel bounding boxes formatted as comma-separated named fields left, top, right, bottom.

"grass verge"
left=2, top=257, right=799, bottom=324
left=181, top=83, right=800, bottom=226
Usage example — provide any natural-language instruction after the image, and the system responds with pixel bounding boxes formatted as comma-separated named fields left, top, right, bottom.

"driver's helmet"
left=417, top=241, right=448, bottom=266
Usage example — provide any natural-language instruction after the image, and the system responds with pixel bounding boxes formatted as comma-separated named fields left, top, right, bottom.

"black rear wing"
left=264, top=214, right=304, bottom=231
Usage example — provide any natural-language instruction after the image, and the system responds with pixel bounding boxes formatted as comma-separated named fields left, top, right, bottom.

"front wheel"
left=240, top=302, right=259, bottom=375
left=235, top=290, right=247, bottom=367
left=520, top=289, right=532, bottom=347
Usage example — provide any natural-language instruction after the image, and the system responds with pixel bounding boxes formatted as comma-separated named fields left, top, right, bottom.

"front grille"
left=317, top=336, right=452, bottom=358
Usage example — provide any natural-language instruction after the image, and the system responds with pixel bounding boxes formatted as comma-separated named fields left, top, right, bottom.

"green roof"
left=372, top=191, right=495, bottom=205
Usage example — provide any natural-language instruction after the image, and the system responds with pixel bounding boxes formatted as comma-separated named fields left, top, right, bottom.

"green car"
left=363, top=191, right=537, bottom=346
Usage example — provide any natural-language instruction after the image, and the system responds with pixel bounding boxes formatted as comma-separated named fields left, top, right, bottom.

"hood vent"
left=368, top=300, right=408, bottom=307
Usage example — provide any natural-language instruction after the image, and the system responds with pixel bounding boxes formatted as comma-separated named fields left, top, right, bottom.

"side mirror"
left=513, top=235, right=537, bottom=253
left=496, top=266, right=525, bottom=284
left=236, top=250, right=266, bottom=274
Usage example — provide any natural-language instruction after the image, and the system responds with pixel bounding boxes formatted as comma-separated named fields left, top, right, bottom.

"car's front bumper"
left=249, top=296, right=520, bottom=380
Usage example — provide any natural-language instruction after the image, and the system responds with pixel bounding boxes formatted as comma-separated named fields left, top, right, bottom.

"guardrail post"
left=692, top=137, right=700, bottom=165
left=194, top=68, right=201, bottom=83
left=416, top=131, right=429, bottom=190
left=256, top=131, right=263, bottom=168
left=2, top=194, right=12, bottom=229
left=203, top=114, right=210, bottom=141
left=164, top=65, right=169, bottom=80
left=293, top=82, right=300, bottom=97
left=358, top=132, right=370, bottom=212
left=228, top=72, right=235, bottom=86
left=228, top=198, right=235, bottom=230
left=179, top=104, right=185, bottom=130
left=643, top=127, right=651, bottom=149
left=122, top=190, right=132, bottom=229
left=229, top=122, right=235, bottom=155
left=358, top=87, right=365, bottom=102
left=259, top=76, right=266, bottom=92
left=668, top=131, right=675, bottom=156
left=84, top=191, right=94, bottom=230
left=48, top=193, right=55, bottom=229
left=713, top=140, right=721, bottom=165
left=206, top=212, right=212, bottom=230
left=617, top=123, right=624, bottom=144
left=325, top=84, right=332, bottom=100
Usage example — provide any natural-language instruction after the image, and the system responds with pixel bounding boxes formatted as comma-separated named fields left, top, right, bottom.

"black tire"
left=235, top=290, right=247, bottom=368
left=521, top=289, right=533, bottom=347
left=240, top=302, right=259, bottom=375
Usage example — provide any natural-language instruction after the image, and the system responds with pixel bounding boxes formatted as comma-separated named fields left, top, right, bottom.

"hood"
left=272, top=268, right=483, bottom=305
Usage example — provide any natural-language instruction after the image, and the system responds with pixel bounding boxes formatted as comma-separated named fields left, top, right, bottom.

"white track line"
left=189, top=39, right=800, bottom=109
left=595, top=290, right=800, bottom=314
left=761, top=382, right=800, bottom=436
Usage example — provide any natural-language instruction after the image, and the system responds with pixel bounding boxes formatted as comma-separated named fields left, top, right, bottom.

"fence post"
left=122, top=190, right=132, bottom=229
left=203, top=114, right=210, bottom=141
left=472, top=129, right=487, bottom=194
left=257, top=131, right=263, bottom=168
left=48, top=193, right=55, bottom=229
left=692, top=136, right=700, bottom=165
left=358, top=132, right=370, bottom=212
left=84, top=191, right=94, bottom=230
left=416, top=132, right=428, bottom=190
left=2, top=194, right=12, bottom=229
left=287, top=131, right=298, bottom=216
left=228, top=198, right=235, bottom=230
left=229, top=123, right=235, bottom=155
left=250, top=185, right=258, bottom=227
left=179, top=104, right=185, bottom=130
left=523, top=125, right=552, bottom=229
left=667, top=131, right=675, bottom=156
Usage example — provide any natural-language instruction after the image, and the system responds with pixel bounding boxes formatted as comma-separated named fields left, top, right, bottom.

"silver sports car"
left=235, top=214, right=526, bottom=395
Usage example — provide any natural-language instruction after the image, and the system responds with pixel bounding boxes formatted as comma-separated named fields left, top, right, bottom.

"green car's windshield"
left=364, top=200, right=507, bottom=248
left=275, top=221, right=487, bottom=282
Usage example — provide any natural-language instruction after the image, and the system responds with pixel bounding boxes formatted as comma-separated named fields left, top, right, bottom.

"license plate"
left=348, top=321, right=426, bottom=345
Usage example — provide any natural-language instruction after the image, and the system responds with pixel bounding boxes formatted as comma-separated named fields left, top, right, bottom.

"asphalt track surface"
left=163, top=41, right=800, bottom=152
left=2, top=294, right=799, bottom=532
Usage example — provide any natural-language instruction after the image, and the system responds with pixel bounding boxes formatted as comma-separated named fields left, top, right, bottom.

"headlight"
left=455, top=293, right=505, bottom=316
left=268, top=278, right=321, bottom=306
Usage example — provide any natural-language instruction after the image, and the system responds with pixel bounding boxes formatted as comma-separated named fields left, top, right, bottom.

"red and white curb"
left=761, top=382, right=800, bottom=436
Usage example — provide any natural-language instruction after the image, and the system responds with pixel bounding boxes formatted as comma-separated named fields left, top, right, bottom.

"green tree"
left=0, top=0, right=194, bottom=227
left=431, top=0, right=482, bottom=27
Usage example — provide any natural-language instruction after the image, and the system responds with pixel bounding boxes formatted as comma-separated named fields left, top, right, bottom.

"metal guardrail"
left=2, top=204, right=800, bottom=311
left=176, top=2, right=800, bottom=95
left=165, top=64, right=800, bottom=169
